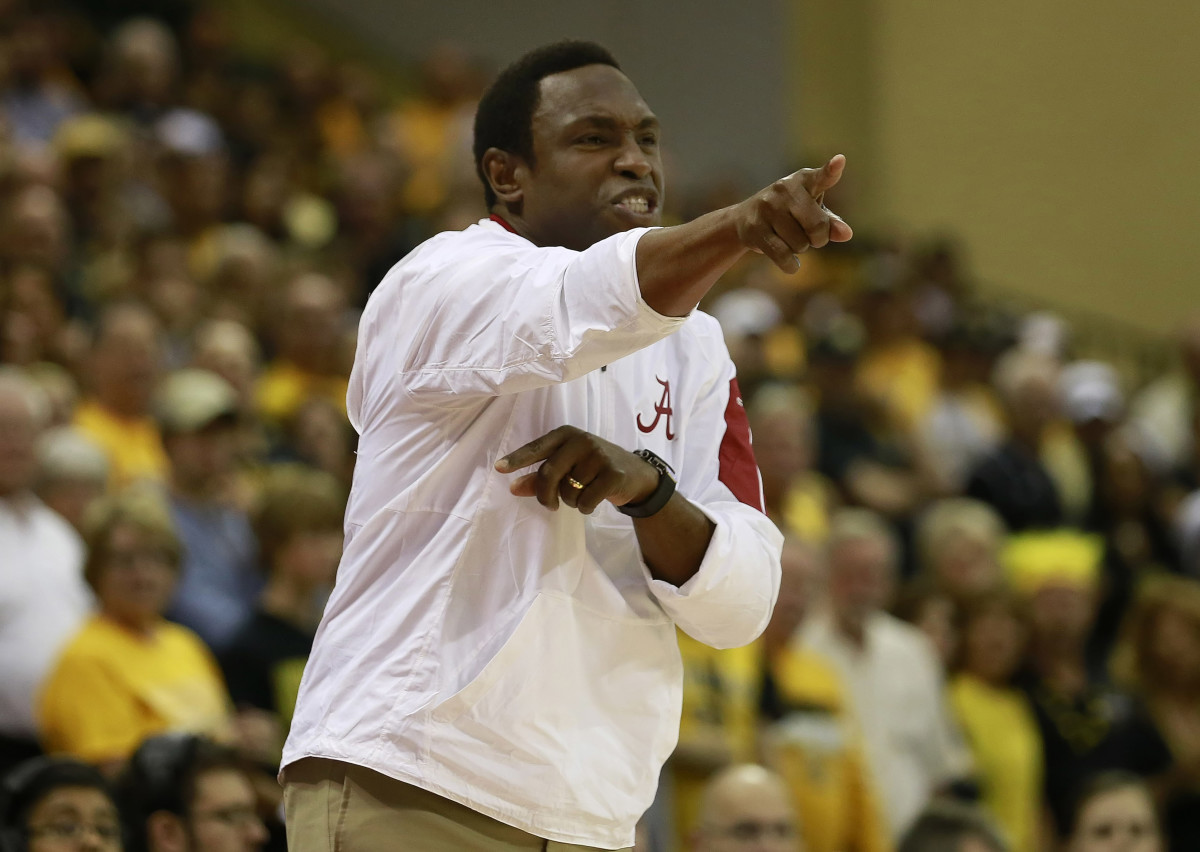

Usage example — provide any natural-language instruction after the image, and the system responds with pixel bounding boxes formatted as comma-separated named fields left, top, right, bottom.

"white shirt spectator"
left=0, top=495, right=91, bottom=739
left=800, top=607, right=972, bottom=838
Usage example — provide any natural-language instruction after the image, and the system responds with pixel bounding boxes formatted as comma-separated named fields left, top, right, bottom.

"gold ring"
left=566, top=477, right=585, bottom=490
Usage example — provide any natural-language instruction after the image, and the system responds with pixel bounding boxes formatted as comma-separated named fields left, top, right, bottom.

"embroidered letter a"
left=636, top=377, right=675, bottom=439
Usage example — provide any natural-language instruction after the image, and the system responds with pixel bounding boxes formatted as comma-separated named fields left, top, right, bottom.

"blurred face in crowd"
left=764, top=538, right=824, bottom=650
left=90, top=306, right=163, bottom=418
left=275, top=529, right=342, bottom=589
left=694, top=766, right=800, bottom=852
left=828, top=535, right=895, bottom=635
left=165, top=419, right=238, bottom=498
left=1028, top=583, right=1096, bottom=648
left=277, top=275, right=344, bottom=371
left=932, top=530, right=1002, bottom=602
left=502, top=64, right=664, bottom=252
left=0, top=378, right=40, bottom=497
left=1146, top=603, right=1200, bottom=692
left=1005, top=371, right=1059, bottom=444
left=184, top=768, right=268, bottom=852
left=912, top=593, right=958, bottom=670
left=962, top=602, right=1027, bottom=686
left=94, top=523, right=177, bottom=631
left=1070, top=785, right=1161, bottom=852
left=25, top=785, right=123, bottom=852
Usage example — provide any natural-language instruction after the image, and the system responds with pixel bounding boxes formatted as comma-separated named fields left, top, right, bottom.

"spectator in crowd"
left=919, top=321, right=1006, bottom=494
left=0, top=756, right=124, bottom=852
left=808, top=317, right=934, bottom=520
left=689, top=764, right=801, bottom=852
left=1006, top=531, right=1172, bottom=839
left=892, top=582, right=960, bottom=672
left=966, top=350, right=1063, bottom=531
left=1130, top=316, right=1200, bottom=476
left=221, top=465, right=344, bottom=750
left=1066, top=772, right=1162, bottom=852
left=897, top=802, right=1008, bottom=852
left=800, top=508, right=972, bottom=838
left=1111, top=577, right=1200, bottom=852
left=949, top=592, right=1042, bottom=852
left=914, top=498, right=1007, bottom=607
left=0, top=370, right=92, bottom=774
left=37, top=489, right=233, bottom=770
left=747, top=384, right=833, bottom=543
left=34, top=426, right=110, bottom=535
left=72, top=303, right=168, bottom=488
left=253, top=272, right=348, bottom=429
left=762, top=535, right=891, bottom=852
left=156, top=368, right=259, bottom=652
left=115, top=734, right=269, bottom=852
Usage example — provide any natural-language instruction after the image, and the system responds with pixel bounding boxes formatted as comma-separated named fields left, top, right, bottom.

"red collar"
left=489, top=214, right=516, bottom=233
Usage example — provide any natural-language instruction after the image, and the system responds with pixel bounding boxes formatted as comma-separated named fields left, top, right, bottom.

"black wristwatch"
left=617, top=449, right=677, bottom=518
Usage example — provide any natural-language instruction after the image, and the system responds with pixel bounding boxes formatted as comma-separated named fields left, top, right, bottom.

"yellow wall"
left=794, top=0, right=1200, bottom=333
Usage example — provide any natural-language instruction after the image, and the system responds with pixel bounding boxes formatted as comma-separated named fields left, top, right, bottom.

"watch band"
left=617, top=449, right=677, bottom=518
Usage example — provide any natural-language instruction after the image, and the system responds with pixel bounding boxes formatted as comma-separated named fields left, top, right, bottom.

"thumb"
left=810, top=153, right=847, bottom=196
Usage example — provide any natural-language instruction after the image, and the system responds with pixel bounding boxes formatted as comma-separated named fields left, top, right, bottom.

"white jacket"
left=283, top=218, right=782, bottom=849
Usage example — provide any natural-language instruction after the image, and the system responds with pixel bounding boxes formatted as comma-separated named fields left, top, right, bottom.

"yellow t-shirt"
left=857, top=338, right=943, bottom=433
left=254, top=362, right=349, bottom=426
left=38, top=615, right=233, bottom=764
left=769, top=646, right=892, bottom=852
left=672, top=632, right=762, bottom=841
left=950, top=674, right=1043, bottom=852
left=73, top=400, right=168, bottom=488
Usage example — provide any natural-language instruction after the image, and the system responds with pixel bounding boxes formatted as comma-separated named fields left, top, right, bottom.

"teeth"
left=620, top=197, right=649, bottom=214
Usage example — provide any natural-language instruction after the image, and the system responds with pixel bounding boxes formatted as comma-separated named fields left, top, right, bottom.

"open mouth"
left=612, top=187, right=659, bottom=218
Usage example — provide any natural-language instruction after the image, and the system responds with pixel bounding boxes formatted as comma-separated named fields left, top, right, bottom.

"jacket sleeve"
left=642, top=327, right=782, bottom=649
left=393, top=226, right=685, bottom=398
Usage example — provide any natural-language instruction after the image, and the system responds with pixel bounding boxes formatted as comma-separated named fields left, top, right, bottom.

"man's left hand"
left=495, top=425, right=658, bottom=514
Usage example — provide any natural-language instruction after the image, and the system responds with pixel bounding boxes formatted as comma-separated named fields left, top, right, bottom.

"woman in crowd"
left=1111, top=577, right=1200, bottom=852
left=1067, top=772, right=1162, bottom=852
left=948, top=591, right=1042, bottom=852
left=37, top=489, right=234, bottom=771
left=0, top=756, right=124, bottom=851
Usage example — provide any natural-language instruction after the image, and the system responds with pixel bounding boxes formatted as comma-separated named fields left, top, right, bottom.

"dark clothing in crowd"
left=966, top=440, right=1063, bottom=531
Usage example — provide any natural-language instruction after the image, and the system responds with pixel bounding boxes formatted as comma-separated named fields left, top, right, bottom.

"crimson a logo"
left=636, top=376, right=675, bottom=440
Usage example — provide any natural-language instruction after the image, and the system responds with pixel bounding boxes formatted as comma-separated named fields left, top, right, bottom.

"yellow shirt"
left=950, top=674, right=1043, bottom=852
left=73, top=400, right=168, bottom=488
left=255, top=362, right=349, bottom=426
left=672, top=632, right=762, bottom=840
left=857, top=338, right=943, bottom=433
left=769, top=646, right=892, bottom=852
left=38, top=615, right=233, bottom=764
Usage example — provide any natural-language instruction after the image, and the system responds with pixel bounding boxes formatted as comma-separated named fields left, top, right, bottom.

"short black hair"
left=1068, top=771, right=1159, bottom=838
left=473, top=40, right=620, bottom=208
left=1, top=757, right=114, bottom=833
left=898, top=801, right=1008, bottom=852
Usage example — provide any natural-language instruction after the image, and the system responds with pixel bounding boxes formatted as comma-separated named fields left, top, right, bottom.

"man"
left=116, top=734, right=269, bottom=852
left=762, top=536, right=891, bottom=852
left=690, top=764, right=801, bottom=852
left=282, top=40, right=850, bottom=851
left=0, top=369, right=92, bottom=774
left=897, top=803, right=1008, bottom=852
left=156, top=369, right=260, bottom=652
left=799, top=509, right=972, bottom=839
left=73, top=302, right=169, bottom=487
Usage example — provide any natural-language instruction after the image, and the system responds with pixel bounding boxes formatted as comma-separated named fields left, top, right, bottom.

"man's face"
left=0, top=384, right=38, bottom=497
left=828, top=537, right=894, bottom=629
left=516, top=64, right=664, bottom=251
left=694, top=783, right=801, bottom=852
left=186, top=768, right=268, bottom=852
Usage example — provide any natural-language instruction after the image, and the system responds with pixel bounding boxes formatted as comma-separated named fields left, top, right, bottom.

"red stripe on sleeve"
left=718, top=378, right=764, bottom=512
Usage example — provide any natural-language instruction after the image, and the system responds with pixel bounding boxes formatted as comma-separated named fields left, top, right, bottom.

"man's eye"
left=640, top=135, right=659, bottom=147
left=578, top=135, right=606, bottom=145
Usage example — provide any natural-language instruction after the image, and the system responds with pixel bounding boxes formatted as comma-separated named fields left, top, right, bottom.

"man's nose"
left=614, top=136, right=653, bottom=179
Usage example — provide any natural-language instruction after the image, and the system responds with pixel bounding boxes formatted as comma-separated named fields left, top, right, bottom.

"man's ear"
left=482, top=148, right=526, bottom=207
left=146, top=810, right=188, bottom=852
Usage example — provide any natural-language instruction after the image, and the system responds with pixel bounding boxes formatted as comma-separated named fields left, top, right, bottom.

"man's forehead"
left=533, top=64, right=656, bottom=128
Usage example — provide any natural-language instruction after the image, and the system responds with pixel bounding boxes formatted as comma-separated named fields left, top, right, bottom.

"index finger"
left=495, top=426, right=572, bottom=472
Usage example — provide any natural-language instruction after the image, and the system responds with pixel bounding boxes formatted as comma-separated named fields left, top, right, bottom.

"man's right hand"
left=635, top=154, right=852, bottom=317
left=733, top=154, right=852, bottom=274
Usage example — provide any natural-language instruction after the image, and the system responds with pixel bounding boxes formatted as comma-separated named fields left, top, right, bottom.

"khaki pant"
left=283, top=758, right=631, bottom=852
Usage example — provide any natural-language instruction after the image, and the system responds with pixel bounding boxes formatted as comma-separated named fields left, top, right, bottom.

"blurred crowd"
left=2, top=2, right=1199, bottom=852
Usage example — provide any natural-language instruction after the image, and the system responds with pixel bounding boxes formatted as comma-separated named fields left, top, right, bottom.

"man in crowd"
left=0, top=369, right=91, bottom=774
left=690, top=764, right=801, bottom=852
left=282, top=39, right=850, bottom=852
left=799, top=509, right=972, bottom=839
